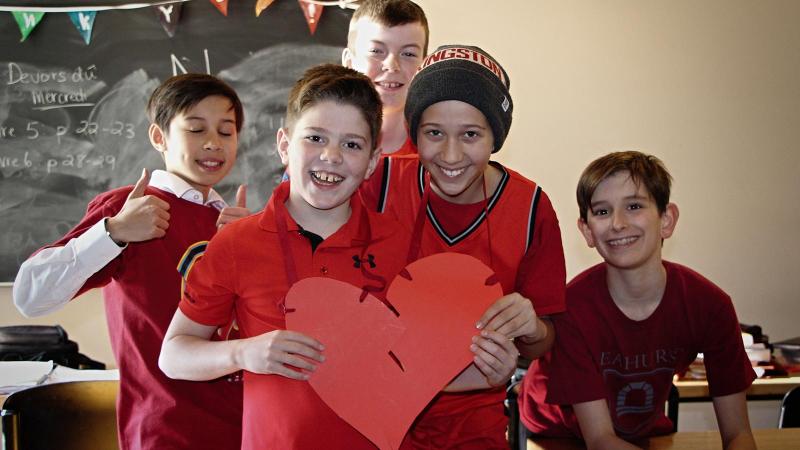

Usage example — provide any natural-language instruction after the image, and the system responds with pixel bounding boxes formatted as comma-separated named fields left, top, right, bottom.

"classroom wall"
left=419, top=0, right=800, bottom=341
left=2, top=0, right=798, bottom=370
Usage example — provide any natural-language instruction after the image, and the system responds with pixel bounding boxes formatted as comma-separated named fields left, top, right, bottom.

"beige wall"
left=418, top=0, right=800, bottom=341
left=1, top=0, right=798, bottom=368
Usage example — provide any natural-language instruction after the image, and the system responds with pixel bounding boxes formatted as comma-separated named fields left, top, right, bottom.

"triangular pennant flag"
left=210, top=0, right=228, bottom=16
left=12, top=11, right=45, bottom=42
left=298, top=0, right=324, bottom=35
left=68, top=11, right=97, bottom=45
left=153, top=2, right=183, bottom=38
left=255, top=0, right=276, bottom=17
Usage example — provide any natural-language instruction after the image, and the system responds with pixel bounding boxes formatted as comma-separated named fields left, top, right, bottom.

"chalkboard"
left=0, top=0, right=353, bottom=281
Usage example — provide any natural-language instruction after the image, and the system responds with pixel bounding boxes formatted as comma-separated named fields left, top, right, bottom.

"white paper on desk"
left=0, top=361, right=54, bottom=394
left=48, top=366, right=119, bottom=383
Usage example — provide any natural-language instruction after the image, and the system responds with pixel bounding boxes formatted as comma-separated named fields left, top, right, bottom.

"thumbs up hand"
left=217, top=184, right=251, bottom=229
left=106, top=168, right=171, bottom=243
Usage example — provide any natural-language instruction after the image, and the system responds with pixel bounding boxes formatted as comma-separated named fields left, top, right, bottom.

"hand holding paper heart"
left=234, top=329, right=324, bottom=380
left=470, top=329, right=519, bottom=387
left=477, top=291, right=542, bottom=341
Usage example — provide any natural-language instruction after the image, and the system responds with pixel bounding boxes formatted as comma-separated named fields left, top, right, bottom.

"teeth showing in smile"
left=377, top=81, right=402, bottom=88
left=198, top=160, right=222, bottom=168
left=311, top=171, right=344, bottom=184
left=439, top=166, right=466, bottom=178
left=608, top=236, right=638, bottom=246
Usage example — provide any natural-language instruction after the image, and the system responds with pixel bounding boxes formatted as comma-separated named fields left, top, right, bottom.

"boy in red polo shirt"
left=342, top=0, right=428, bottom=155
left=361, top=45, right=567, bottom=449
left=518, top=151, right=756, bottom=449
left=13, top=74, right=247, bottom=450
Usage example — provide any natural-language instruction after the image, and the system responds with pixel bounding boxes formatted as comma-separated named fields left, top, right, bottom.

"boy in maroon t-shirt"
left=518, top=151, right=756, bottom=449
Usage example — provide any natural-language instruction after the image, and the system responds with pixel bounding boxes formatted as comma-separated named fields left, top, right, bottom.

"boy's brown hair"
left=577, top=151, right=673, bottom=221
left=348, top=0, right=429, bottom=55
left=285, top=64, right=383, bottom=152
left=147, top=73, right=244, bottom=134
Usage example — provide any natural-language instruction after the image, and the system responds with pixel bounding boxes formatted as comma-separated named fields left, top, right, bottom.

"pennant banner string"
left=0, top=0, right=357, bottom=13
left=0, top=0, right=190, bottom=13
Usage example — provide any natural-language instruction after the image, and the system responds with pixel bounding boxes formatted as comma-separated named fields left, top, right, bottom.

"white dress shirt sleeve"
left=12, top=219, right=125, bottom=317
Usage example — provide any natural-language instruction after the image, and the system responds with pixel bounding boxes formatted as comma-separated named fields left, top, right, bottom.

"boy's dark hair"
left=349, top=0, right=429, bottom=56
left=285, top=64, right=383, bottom=153
left=577, top=151, right=673, bottom=221
left=147, top=73, right=244, bottom=134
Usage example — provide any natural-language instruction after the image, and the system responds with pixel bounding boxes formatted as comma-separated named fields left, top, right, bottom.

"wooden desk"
left=528, top=428, right=800, bottom=450
left=675, top=375, right=800, bottom=401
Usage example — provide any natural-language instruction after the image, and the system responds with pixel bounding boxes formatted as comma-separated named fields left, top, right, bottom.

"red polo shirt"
left=181, top=181, right=409, bottom=450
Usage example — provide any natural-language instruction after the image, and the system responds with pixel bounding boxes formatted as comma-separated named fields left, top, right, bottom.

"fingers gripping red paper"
left=284, top=253, right=502, bottom=450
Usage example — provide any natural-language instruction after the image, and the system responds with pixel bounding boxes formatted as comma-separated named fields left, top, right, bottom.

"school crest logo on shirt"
left=603, top=367, right=674, bottom=436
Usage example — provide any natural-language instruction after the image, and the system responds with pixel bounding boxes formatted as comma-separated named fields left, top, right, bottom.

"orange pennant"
left=255, top=0, right=276, bottom=17
left=210, top=0, right=228, bottom=16
left=298, top=0, right=324, bottom=35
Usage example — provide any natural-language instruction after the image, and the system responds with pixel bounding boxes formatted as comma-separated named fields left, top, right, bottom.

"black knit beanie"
left=405, top=45, right=512, bottom=153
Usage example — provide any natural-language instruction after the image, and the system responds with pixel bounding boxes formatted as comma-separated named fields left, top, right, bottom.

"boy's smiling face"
left=278, top=100, right=378, bottom=223
left=579, top=170, right=678, bottom=272
left=416, top=100, right=494, bottom=204
left=343, top=19, right=425, bottom=115
left=149, top=95, right=238, bottom=200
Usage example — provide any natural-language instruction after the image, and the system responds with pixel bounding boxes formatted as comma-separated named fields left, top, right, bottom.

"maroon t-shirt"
left=519, top=261, right=755, bottom=440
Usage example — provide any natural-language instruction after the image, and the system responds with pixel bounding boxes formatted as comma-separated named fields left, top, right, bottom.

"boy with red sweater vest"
left=12, top=74, right=248, bottom=450
left=343, top=0, right=428, bottom=155
left=360, top=45, right=567, bottom=449
left=519, top=151, right=756, bottom=449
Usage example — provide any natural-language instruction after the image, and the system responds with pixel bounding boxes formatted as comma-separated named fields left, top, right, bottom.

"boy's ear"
left=577, top=217, right=597, bottom=248
left=276, top=127, right=290, bottom=166
left=148, top=123, right=167, bottom=154
left=342, top=47, right=353, bottom=68
left=363, top=149, right=382, bottom=181
left=660, top=203, right=679, bottom=239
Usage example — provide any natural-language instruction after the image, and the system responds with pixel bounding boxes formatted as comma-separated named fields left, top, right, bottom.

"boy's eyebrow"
left=368, top=39, right=422, bottom=50
left=419, top=121, right=489, bottom=129
left=184, top=116, right=236, bottom=124
left=305, top=126, right=367, bottom=141
left=589, top=193, right=650, bottom=209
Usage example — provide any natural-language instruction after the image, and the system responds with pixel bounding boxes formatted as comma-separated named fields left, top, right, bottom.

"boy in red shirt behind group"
left=519, top=151, right=756, bottom=449
left=343, top=0, right=428, bottom=155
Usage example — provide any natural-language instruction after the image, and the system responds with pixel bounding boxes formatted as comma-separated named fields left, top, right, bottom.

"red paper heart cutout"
left=285, top=253, right=502, bottom=450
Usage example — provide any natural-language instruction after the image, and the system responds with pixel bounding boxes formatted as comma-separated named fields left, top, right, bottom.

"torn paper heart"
left=285, top=253, right=501, bottom=450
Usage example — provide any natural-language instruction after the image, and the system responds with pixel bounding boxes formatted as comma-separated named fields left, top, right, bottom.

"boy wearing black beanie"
left=361, top=45, right=567, bottom=449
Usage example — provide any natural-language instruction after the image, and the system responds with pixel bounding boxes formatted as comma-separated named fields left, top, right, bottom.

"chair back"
left=667, top=383, right=679, bottom=432
left=779, top=386, right=800, bottom=428
left=1, top=380, right=119, bottom=450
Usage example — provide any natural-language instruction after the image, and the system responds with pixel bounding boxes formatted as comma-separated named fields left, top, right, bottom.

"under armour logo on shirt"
left=352, top=254, right=376, bottom=269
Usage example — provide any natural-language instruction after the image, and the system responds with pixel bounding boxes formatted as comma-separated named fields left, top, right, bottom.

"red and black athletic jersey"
left=361, top=156, right=567, bottom=449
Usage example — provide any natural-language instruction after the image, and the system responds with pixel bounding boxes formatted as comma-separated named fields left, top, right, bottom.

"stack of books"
left=682, top=332, right=781, bottom=380
left=773, top=337, right=800, bottom=375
